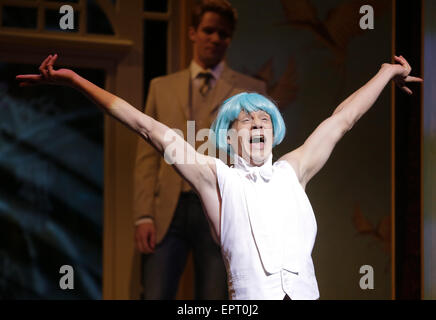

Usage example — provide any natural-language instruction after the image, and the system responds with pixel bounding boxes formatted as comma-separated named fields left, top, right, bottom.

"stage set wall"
left=423, top=0, right=436, bottom=301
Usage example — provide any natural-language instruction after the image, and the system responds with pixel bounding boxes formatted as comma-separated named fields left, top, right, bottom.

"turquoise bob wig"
left=211, top=92, right=286, bottom=154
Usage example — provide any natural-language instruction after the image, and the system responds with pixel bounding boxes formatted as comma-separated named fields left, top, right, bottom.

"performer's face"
left=189, top=11, right=232, bottom=68
left=228, top=110, right=274, bottom=166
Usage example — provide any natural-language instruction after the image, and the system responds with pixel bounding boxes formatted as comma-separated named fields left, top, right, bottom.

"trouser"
left=141, top=192, right=228, bottom=299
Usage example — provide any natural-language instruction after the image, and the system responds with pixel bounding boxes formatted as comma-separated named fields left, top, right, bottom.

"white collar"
left=190, top=60, right=225, bottom=81
left=232, top=153, right=273, bottom=182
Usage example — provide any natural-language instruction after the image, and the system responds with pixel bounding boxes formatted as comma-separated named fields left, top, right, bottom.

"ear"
left=226, top=136, right=234, bottom=155
left=226, top=126, right=234, bottom=144
left=188, top=26, right=196, bottom=42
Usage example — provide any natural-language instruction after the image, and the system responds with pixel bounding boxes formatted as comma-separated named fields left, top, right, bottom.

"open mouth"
left=249, top=135, right=265, bottom=144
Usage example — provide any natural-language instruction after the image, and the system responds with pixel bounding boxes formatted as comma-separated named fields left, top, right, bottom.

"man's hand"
left=381, top=55, right=423, bottom=95
left=16, top=54, right=76, bottom=87
left=135, top=221, right=156, bottom=254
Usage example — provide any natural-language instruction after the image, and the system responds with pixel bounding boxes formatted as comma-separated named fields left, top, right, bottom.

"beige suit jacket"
left=133, top=64, right=266, bottom=244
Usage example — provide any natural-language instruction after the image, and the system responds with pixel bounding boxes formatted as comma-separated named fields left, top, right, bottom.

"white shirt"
left=215, top=154, right=320, bottom=300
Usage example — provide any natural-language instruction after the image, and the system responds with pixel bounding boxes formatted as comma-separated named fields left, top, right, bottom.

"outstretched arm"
left=16, top=54, right=217, bottom=191
left=280, top=55, right=423, bottom=189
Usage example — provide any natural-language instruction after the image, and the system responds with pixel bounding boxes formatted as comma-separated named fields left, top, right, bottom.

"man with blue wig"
left=16, top=54, right=422, bottom=299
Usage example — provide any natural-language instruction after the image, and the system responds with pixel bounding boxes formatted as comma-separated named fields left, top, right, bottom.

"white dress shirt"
left=215, top=154, right=320, bottom=300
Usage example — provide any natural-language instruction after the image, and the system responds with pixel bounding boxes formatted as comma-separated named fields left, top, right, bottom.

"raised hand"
left=381, top=55, right=423, bottom=95
left=16, top=54, right=76, bottom=87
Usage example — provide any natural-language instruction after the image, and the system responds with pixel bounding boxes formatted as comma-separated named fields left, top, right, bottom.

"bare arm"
left=133, top=81, right=160, bottom=224
left=280, top=56, right=423, bottom=189
left=16, top=54, right=218, bottom=193
left=132, top=82, right=160, bottom=254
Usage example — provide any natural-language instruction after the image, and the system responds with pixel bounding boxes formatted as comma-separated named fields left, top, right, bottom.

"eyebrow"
left=239, top=113, right=250, bottom=119
left=239, top=111, right=270, bottom=119
left=257, top=111, right=270, bottom=118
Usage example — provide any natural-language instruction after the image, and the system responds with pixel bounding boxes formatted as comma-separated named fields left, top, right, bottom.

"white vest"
left=215, top=155, right=319, bottom=300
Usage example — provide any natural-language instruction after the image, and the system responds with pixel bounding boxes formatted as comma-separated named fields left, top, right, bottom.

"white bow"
left=233, top=154, right=273, bottom=182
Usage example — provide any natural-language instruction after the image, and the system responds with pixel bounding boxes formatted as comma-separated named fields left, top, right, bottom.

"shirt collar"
left=233, top=153, right=274, bottom=182
left=190, top=60, right=225, bottom=81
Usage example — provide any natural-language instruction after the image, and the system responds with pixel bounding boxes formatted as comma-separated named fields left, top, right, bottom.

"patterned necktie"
left=198, top=72, right=213, bottom=96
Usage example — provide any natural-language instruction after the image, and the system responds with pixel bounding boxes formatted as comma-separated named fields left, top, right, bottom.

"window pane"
left=87, top=0, right=115, bottom=35
left=2, top=6, right=37, bottom=29
left=144, top=0, right=168, bottom=13
left=143, top=20, right=167, bottom=104
left=45, top=9, right=79, bottom=32
left=0, top=62, right=104, bottom=299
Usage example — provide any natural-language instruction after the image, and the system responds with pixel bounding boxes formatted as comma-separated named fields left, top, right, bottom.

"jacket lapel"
left=174, top=69, right=191, bottom=120
left=208, top=66, right=236, bottom=116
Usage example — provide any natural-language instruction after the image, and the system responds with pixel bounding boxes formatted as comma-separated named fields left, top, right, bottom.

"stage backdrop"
left=0, top=64, right=104, bottom=299
left=423, top=0, right=436, bottom=300
left=226, top=0, right=393, bottom=299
